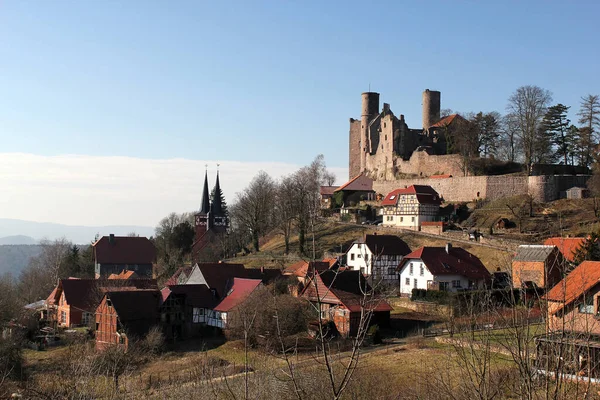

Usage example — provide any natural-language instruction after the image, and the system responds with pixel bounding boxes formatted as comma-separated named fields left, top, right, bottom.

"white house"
left=397, top=244, right=491, bottom=296
left=345, top=234, right=412, bottom=283
left=381, top=185, right=441, bottom=230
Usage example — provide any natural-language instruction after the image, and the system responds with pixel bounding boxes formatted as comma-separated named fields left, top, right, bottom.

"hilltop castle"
left=347, top=90, right=589, bottom=203
left=349, top=89, right=464, bottom=180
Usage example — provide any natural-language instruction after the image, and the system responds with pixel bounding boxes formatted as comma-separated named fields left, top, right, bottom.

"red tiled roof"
left=283, top=261, right=330, bottom=277
left=429, top=114, right=466, bottom=128
left=93, top=236, right=156, bottom=265
left=543, top=237, right=586, bottom=263
left=334, top=174, right=374, bottom=192
left=302, top=270, right=393, bottom=313
left=545, top=261, right=600, bottom=310
left=213, top=278, right=262, bottom=312
left=165, top=266, right=193, bottom=286
left=320, top=186, right=339, bottom=196
left=381, top=185, right=441, bottom=206
left=399, top=246, right=491, bottom=281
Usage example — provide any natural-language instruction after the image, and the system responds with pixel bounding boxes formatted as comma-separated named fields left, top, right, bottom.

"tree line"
left=444, top=86, right=600, bottom=171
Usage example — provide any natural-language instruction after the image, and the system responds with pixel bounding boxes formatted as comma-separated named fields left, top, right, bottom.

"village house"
left=47, top=278, right=158, bottom=328
left=397, top=244, right=491, bottom=296
left=181, top=262, right=281, bottom=292
left=381, top=185, right=441, bottom=230
left=320, top=185, right=339, bottom=209
left=95, top=290, right=161, bottom=351
left=93, top=234, right=156, bottom=279
left=543, top=237, right=586, bottom=264
left=537, top=261, right=600, bottom=378
left=345, top=234, right=411, bottom=284
left=283, top=260, right=331, bottom=284
left=165, top=266, right=194, bottom=286
left=511, top=245, right=565, bottom=290
left=160, top=284, right=217, bottom=340
left=301, top=270, right=392, bottom=337
left=335, top=174, right=376, bottom=222
left=207, top=278, right=263, bottom=329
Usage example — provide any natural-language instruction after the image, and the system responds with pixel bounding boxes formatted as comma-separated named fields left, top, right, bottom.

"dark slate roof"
left=353, top=234, right=412, bottom=256
left=195, top=263, right=247, bottom=298
left=165, top=284, right=218, bottom=309
left=334, top=174, right=374, bottom=192
left=400, top=246, right=491, bottom=280
left=513, top=245, right=557, bottom=262
left=303, top=270, right=392, bottom=312
left=54, top=278, right=158, bottom=313
left=199, top=170, right=210, bottom=214
left=244, top=267, right=283, bottom=284
left=107, top=290, right=161, bottom=337
left=93, top=236, right=156, bottom=265
left=320, top=186, right=339, bottom=196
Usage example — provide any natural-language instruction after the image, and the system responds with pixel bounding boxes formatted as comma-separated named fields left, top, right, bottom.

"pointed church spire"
left=200, top=167, right=210, bottom=214
left=211, top=166, right=224, bottom=216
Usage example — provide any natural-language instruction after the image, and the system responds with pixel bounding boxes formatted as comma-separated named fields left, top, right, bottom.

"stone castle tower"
left=193, top=170, right=228, bottom=262
left=348, top=89, right=444, bottom=180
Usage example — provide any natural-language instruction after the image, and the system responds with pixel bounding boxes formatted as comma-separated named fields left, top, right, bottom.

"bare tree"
left=230, top=171, right=276, bottom=252
left=507, top=85, right=553, bottom=170
left=274, top=175, right=297, bottom=254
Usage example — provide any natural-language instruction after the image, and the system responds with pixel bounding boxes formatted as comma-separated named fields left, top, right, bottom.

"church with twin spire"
left=192, top=169, right=229, bottom=262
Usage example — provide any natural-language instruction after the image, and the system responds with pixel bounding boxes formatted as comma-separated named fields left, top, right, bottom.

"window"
left=360, top=267, right=365, bottom=274
left=357, top=254, right=362, bottom=258
left=439, top=282, right=449, bottom=291
left=365, top=254, right=369, bottom=262
left=409, top=263, right=414, bottom=275
left=405, top=278, right=410, bottom=285
left=400, top=217, right=404, bottom=222
left=452, top=280, right=461, bottom=288
left=95, top=322, right=99, bottom=331
left=60, top=311, right=67, bottom=324
left=107, top=299, right=112, bottom=308
left=420, top=265, right=424, bottom=276
left=388, top=267, right=396, bottom=275
left=193, top=307, right=203, bottom=323
left=351, top=254, right=355, bottom=261
left=414, top=279, right=418, bottom=288
left=579, top=296, right=594, bottom=314
left=411, top=217, right=415, bottom=222
left=119, top=334, right=125, bottom=345
left=82, top=312, right=92, bottom=325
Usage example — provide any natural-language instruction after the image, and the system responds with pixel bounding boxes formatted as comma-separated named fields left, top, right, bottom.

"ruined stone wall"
left=394, top=152, right=465, bottom=177
left=373, top=176, right=491, bottom=202
left=349, top=119, right=361, bottom=178
left=528, top=175, right=589, bottom=202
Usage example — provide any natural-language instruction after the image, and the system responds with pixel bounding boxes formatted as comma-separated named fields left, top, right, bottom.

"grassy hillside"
left=228, top=221, right=512, bottom=272
left=464, top=196, right=600, bottom=242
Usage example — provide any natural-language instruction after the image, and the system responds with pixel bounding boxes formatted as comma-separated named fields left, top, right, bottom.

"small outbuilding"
left=565, top=186, right=590, bottom=199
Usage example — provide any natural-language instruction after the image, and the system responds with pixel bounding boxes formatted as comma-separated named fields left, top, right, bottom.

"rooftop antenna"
left=205, top=163, right=208, bottom=172
left=368, top=82, right=371, bottom=92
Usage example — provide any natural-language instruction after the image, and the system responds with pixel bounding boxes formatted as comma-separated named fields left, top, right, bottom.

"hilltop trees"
left=506, top=85, right=553, bottom=169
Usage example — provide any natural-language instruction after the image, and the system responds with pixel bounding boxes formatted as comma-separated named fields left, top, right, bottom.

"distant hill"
left=0, top=245, right=42, bottom=276
left=0, top=235, right=36, bottom=245
left=0, top=218, right=155, bottom=245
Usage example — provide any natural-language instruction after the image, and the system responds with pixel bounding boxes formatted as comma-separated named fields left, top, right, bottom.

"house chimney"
left=445, top=243, right=452, bottom=254
left=260, top=266, right=264, bottom=273
left=109, top=234, right=115, bottom=244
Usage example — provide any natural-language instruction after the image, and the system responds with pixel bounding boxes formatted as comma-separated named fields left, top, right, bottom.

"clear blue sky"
left=1, top=0, right=599, bottom=170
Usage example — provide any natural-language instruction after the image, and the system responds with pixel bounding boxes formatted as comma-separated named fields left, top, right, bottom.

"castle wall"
left=373, top=175, right=591, bottom=203
left=349, top=119, right=361, bottom=178
left=394, top=152, right=465, bottom=177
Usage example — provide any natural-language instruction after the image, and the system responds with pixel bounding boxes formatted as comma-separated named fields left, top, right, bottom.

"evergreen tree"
left=573, top=231, right=600, bottom=264
left=577, top=95, right=600, bottom=167
left=470, top=112, right=501, bottom=158
left=540, top=104, right=571, bottom=165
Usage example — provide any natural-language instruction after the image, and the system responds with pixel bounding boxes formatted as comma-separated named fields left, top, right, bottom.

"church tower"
left=194, top=170, right=211, bottom=237
left=211, top=170, right=228, bottom=231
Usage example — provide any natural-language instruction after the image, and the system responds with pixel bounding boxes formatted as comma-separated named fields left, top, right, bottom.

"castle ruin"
left=348, top=90, right=590, bottom=203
